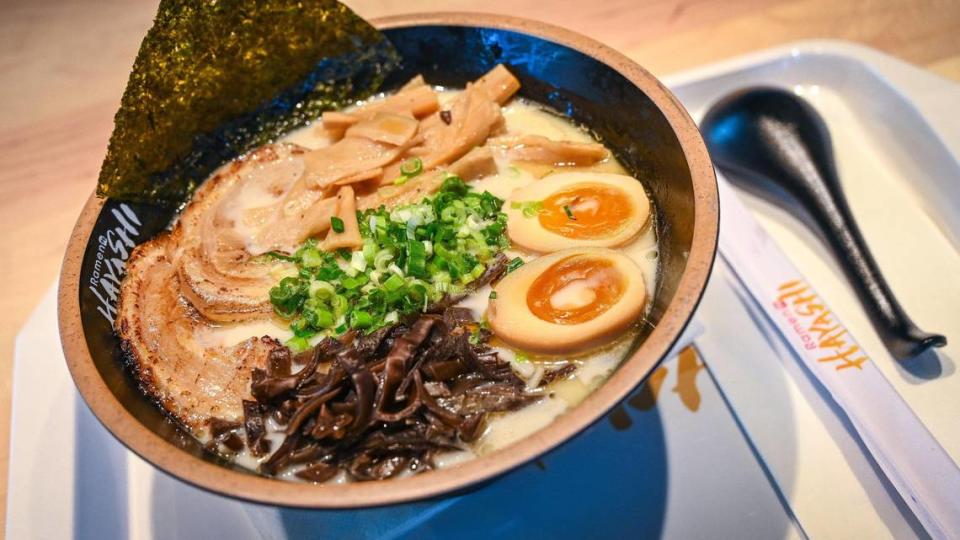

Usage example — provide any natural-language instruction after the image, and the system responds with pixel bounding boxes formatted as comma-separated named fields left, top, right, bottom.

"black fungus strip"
left=250, top=368, right=299, bottom=402
left=251, top=337, right=343, bottom=403
left=540, top=364, right=577, bottom=386
left=204, top=417, right=245, bottom=453
left=375, top=317, right=435, bottom=414
left=339, top=350, right=377, bottom=437
left=284, top=387, right=342, bottom=435
left=310, top=404, right=352, bottom=440
left=268, top=348, right=292, bottom=377
left=260, top=431, right=302, bottom=476
left=295, top=337, right=341, bottom=388
left=209, top=417, right=241, bottom=438
left=248, top=308, right=544, bottom=481
left=296, top=462, right=340, bottom=483
left=242, top=400, right=271, bottom=457
left=297, top=364, right=347, bottom=399
left=421, top=358, right=467, bottom=382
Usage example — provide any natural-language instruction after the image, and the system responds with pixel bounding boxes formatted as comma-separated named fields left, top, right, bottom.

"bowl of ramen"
left=59, top=13, right=718, bottom=507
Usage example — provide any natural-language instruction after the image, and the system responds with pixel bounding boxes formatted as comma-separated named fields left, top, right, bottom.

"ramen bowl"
left=59, top=13, right=718, bottom=508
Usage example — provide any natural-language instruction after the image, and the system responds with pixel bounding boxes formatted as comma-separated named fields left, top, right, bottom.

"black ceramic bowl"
left=60, top=13, right=718, bottom=507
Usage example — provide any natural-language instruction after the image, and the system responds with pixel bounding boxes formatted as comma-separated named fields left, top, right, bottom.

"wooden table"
left=0, top=0, right=957, bottom=533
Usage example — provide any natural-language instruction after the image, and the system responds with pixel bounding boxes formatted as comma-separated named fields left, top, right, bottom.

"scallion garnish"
left=352, top=310, right=374, bottom=328
left=511, top=200, right=543, bottom=218
left=400, top=157, right=423, bottom=177
left=382, top=274, right=405, bottom=291
left=265, top=251, right=298, bottom=262
left=269, top=276, right=308, bottom=318
left=394, top=157, right=424, bottom=185
left=330, top=216, right=345, bottom=233
left=268, top=176, right=510, bottom=343
left=563, top=205, right=576, bottom=220
left=507, top=257, right=524, bottom=273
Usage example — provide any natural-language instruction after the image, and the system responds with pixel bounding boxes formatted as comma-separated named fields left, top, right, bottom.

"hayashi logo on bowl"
left=773, top=280, right=868, bottom=372
left=88, top=203, right=141, bottom=324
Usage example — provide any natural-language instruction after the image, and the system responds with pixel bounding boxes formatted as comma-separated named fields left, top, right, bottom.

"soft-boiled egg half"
left=487, top=247, right=647, bottom=355
left=504, top=172, right=650, bottom=253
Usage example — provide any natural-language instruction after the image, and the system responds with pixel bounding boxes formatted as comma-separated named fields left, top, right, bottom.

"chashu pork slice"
left=116, top=234, right=282, bottom=435
left=171, top=135, right=426, bottom=323
left=170, top=143, right=314, bottom=323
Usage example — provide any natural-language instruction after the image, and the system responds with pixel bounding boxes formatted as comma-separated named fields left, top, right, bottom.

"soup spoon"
left=701, top=87, right=946, bottom=361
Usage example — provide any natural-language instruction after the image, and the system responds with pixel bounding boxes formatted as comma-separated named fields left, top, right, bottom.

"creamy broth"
left=194, top=91, right=659, bottom=474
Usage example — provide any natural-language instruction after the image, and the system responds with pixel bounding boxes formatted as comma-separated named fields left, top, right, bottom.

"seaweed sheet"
left=97, top=0, right=399, bottom=205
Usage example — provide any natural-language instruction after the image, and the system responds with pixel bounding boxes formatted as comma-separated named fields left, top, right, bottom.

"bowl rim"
left=58, top=12, right=718, bottom=508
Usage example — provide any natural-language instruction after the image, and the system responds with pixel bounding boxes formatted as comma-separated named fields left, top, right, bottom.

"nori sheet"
left=97, top=0, right=399, bottom=205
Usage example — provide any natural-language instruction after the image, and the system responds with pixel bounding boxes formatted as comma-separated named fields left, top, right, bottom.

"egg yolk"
left=538, top=183, right=633, bottom=239
left=527, top=255, right=625, bottom=324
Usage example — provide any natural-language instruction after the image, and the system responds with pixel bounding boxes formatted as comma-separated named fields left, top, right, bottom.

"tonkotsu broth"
left=203, top=90, right=659, bottom=475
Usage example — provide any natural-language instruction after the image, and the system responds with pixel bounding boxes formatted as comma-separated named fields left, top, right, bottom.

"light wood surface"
left=0, top=0, right=958, bottom=533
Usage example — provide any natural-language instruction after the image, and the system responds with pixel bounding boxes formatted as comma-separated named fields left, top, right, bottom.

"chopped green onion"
left=507, top=257, right=524, bottom=273
left=300, top=247, right=323, bottom=268
left=309, top=280, right=336, bottom=299
left=314, top=309, right=335, bottom=328
left=315, top=263, right=342, bottom=281
left=341, top=275, right=368, bottom=290
left=489, top=290, right=497, bottom=300
left=330, top=216, right=345, bottom=233
left=469, top=263, right=485, bottom=280
left=331, top=294, right=348, bottom=316
left=269, top=277, right=307, bottom=318
left=269, top=178, right=510, bottom=337
left=399, top=157, right=423, bottom=177
left=352, top=310, right=374, bottom=328
left=265, top=251, right=297, bottom=262
left=286, top=336, right=310, bottom=353
left=290, top=316, right=313, bottom=337
left=373, top=249, right=393, bottom=271
left=514, top=200, right=543, bottom=218
left=440, top=175, right=467, bottom=195
left=407, top=240, right=428, bottom=277
left=349, top=251, right=367, bottom=272
left=382, top=274, right=405, bottom=291
left=394, top=158, right=424, bottom=185
left=563, top=205, right=576, bottom=220
left=362, top=240, right=376, bottom=262
left=469, top=328, right=483, bottom=345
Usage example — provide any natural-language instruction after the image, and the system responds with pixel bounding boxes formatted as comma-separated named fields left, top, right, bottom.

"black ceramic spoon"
left=701, top=87, right=946, bottom=361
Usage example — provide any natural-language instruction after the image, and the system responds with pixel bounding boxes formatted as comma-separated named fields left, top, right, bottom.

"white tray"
left=669, top=40, right=960, bottom=540
left=8, top=40, right=959, bottom=539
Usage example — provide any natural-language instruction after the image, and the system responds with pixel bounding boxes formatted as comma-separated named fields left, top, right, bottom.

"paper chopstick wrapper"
left=715, top=174, right=960, bottom=540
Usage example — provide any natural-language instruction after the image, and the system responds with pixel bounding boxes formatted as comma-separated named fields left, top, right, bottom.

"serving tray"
left=668, top=39, right=960, bottom=540
left=9, top=40, right=959, bottom=539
